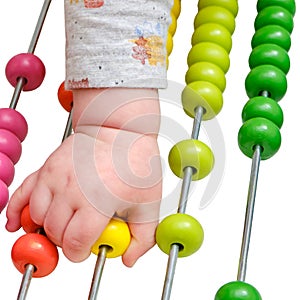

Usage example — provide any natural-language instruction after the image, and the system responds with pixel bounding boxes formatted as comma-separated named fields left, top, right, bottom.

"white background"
left=0, top=0, right=300, bottom=299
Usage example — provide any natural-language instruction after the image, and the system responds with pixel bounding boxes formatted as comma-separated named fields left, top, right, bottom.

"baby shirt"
left=64, top=0, right=172, bottom=89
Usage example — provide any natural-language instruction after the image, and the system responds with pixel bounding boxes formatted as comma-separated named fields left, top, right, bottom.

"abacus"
left=0, top=0, right=298, bottom=299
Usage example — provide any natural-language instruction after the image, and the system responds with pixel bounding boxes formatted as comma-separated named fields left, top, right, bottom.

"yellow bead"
left=185, top=61, right=226, bottom=92
left=192, top=23, right=232, bottom=53
left=169, top=13, right=177, bottom=36
left=182, top=81, right=223, bottom=120
left=194, top=6, right=236, bottom=34
left=166, top=33, right=173, bottom=56
left=187, top=42, right=230, bottom=73
left=198, top=0, right=238, bottom=17
left=171, top=0, right=181, bottom=19
left=168, top=139, right=214, bottom=180
left=91, top=219, right=131, bottom=258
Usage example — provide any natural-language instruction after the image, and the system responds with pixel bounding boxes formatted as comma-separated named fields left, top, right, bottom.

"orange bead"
left=57, top=81, right=73, bottom=112
left=20, top=205, right=41, bottom=233
left=12, top=233, right=59, bottom=278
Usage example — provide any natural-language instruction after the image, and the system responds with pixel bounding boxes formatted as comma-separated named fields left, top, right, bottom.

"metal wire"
left=88, top=246, right=110, bottom=300
left=161, top=106, right=204, bottom=300
left=237, top=145, right=261, bottom=281
left=17, top=264, right=35, bottom=300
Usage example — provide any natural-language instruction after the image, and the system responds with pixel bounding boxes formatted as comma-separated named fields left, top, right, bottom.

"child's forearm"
left=72, top=88, right=161, bottom=136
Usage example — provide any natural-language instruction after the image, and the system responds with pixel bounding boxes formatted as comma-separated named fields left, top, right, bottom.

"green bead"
left=257, top=0, right=296, bottom=16
left=251, top=25, right=291, bottom=51
left=156, top=213, right=204, bottom=257
left=185, top=62, right=226, bottom=92
left=242, top=96, right=284, bottom=128
left=194, top=6, right=236, bottom=34
left=215, top=281, right=262, bottom=300
left=168, top=139, right=214, bottom=180
left=245, top=65, right=287, bottom=101
left=187, top=42, right=230, bottom=73
left=192, top=23, right=232, bottom=53
left=249, top=44, right=290, bottom=74
left=255, top=6, right=294, bottom=33
left=198, top=0, right=239, bottom=17
left=182, top=81, right=223, bottom=120
left=238, top=117, right=281, bottom=160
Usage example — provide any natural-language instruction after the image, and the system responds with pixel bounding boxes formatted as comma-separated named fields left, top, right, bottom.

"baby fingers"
left=61, top=207, right=111, bottom=262
left=6, top=171, right=39, bottom=232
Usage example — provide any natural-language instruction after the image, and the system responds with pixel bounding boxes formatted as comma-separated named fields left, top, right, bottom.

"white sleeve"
left=64, top=0, right=172, bottom=89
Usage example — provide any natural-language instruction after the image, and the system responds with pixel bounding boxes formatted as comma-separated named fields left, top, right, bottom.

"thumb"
left=122, top=221, right=158, bottom=267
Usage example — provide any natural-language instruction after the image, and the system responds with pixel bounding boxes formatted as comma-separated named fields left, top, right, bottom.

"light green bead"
left=192, top=23, right=232, bottom=52
left=168, top=139, right=214, bottom=180
left=156, top=213, right=204, bottom=257
left=198, top=0, right=238, bottom=17
left=185, top=62, right=226, bottom=92
left=187, top=42, right=230, bottom=73
left=182, top=81, right=223, bottom=120
left=194, top=6, right=236, bottom=34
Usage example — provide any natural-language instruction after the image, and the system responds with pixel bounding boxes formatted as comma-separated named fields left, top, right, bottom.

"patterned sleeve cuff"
left=64, top=0, right=172, bottom=89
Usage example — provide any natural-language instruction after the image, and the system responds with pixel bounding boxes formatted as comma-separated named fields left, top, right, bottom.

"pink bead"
left=0, top=108, right=28, bottom=142
left=0, top=153, right=15, bottom=186
left=6, top=53, right=46, bottom=91
left=0, top=179, right=9, bottom=213
left=0, top=129, right=22, bottom=164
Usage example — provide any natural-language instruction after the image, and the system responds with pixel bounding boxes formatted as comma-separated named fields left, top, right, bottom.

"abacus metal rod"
left=237, top=144, right=261, bottom=282
left=88, top=246, right=110, bottom=300
left=9, top=78, right=26, bottom=110
left=161, top=245, right=180, bottom=300
left=62, top=109, right=73, bottom=143
left=191, top=106, right=204, bottom=140
left=178, top=105, right=204, bottom=213
left=17, top=264, right=35, bottom=300
left=161, top=106, right=204, bottom=300
left=28, top=0, right=52, bottom=54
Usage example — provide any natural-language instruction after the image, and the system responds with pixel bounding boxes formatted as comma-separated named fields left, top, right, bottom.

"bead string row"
left=215, top=0, right=296, bottom=298
left=156, top=1, right=238, bottom=299
left=0, top=0, right=51, bottom=212
left=4, top=1, right=58, bottom=299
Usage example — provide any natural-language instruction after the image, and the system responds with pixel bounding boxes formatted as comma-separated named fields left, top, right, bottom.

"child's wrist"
left=72, top=88, right=160, bottom=135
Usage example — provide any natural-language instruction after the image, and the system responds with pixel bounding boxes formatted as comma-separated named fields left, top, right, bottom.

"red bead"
left=0, top=179, right=9, bottom=213
left=6, top=53, right=46, bottom=91
left=11, top=233, right=59, bottom=278
left=57, top=81, right=73, bottom=112
left=21, top=205, right=41, bottom=233
left=0, top=152, right=15, bottom=186
left=0, top=129, right=22, bottom=164
left=0, top=108, right=28, bottom=142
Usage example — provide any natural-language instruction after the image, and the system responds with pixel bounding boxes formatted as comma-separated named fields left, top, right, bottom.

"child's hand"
left=6, top=88, right=162, bottom=267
